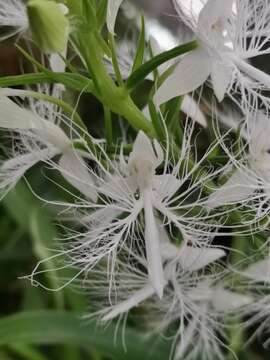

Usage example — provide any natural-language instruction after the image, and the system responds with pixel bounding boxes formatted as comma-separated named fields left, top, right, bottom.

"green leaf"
left=3, top=182, right=65, bottom=309
left=16, top=45, right=52, bottom=73
left=0, top=351, right=13, bottom=360
left=95, top=31, right=112, bottom=58
left=82, top=0, right=97, bottom=29
left=3, top=182, right=37, bottom=232
left=126, top=40, right=198, bottom=90
left=148, top=100, right=165, bottom=141
left=3, top=182, right=89, bottom=312
left=10, top=344, right=48, bottom=360
left=97, top=0, right=108, bottom=30
left=165, top=97, right=183, bottom=147
left=132, top=16, right=145, bottom=72
left=29, top=207, right=65, bottom=309
left=0, top=72, right=94, bottom=94
left=0, top=311, right=171, bottom=360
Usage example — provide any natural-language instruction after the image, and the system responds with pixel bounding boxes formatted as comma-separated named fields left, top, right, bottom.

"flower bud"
left=27, top=0, right=69, bottom=54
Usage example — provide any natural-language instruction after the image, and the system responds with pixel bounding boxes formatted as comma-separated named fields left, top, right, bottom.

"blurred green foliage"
left=0, top=178, right=172, bottom=360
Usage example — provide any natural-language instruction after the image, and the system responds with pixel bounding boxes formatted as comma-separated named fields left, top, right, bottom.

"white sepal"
left=198, top=0, right=234, bottom=31
left=154, top=47, right=211, bottom=106
left=153, top=174, right=181, bottom=200
left=211, top=61, right=232, bottom=102
left=129, top=131, right=163, bottom=171
left=173, top=0, right=205, bottom=24
left=181, top=95, right=207, bottom=127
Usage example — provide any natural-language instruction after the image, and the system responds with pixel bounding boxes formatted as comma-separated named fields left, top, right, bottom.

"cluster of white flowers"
left=1, top=0, right=270, bottom=359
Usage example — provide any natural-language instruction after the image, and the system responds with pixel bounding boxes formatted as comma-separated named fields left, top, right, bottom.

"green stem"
left=77, top=33, right=155, bottom=136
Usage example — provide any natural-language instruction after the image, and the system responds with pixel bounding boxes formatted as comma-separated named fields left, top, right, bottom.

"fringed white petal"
left=177, top=246, right=226, bottom=271
left=243, top=258, right=270, bottom=283
left=0, top=147, right=59, bottom=198
left=106, top=0, right=124, bottom=34
left=154, top=47, right=211, bottom=106
left=0, top=92, right=70, bottom=150
left=59, top=149, right=98, bottom=202
left=211, top=288, right=252, bottom=312
left=153, top=174, right=181, bottom=200
left=0, top=96, right=42, bottom=129
left=0, top=0, right=28, bottom=40
left=206, top=169, right=257, bottom=209
left=174, top=318, right=198, bottom=360
left=98, top=173, right=137, bottom=201
left=101, top=285, right=154, bottom=321
left=35, top=120, right=70, bottom=150
left=81, top=207, right=121, bottom=226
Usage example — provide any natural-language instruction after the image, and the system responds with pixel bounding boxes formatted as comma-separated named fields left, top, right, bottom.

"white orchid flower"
left=207, top=113, right=270, bottom=218
left=92, top=238, right=226, bottom=322
left=155, top=0, right=270, bottom=111
left=173, top=281, right=252, bottom=360
left=130, top=253, right=251, bottom=360
left=150, top=36, right=207, bottom=128
left=92, top=131, right=224, bottom=297
left=0, top=88, right=97, bottom=201
left=30, top=125, right=226, bottom=298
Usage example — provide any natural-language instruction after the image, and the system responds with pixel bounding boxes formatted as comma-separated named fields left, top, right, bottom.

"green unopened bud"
left=27, top=0, right=69, bottom=54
